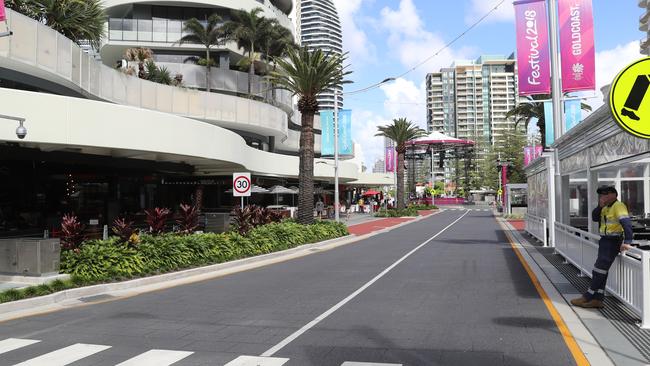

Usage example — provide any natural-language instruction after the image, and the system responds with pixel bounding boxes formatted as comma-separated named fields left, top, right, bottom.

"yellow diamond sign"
left=610, top=57, right=650, bottom=139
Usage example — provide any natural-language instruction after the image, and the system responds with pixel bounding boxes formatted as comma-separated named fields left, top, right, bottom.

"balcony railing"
left=109, top=18, right=211, bottom=43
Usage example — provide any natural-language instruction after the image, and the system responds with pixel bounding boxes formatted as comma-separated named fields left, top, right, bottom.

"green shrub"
left=408, top=204, right=438, bottom=210
left=375, top=207, right=419, bottom=217
left=0, top=220, right=349, bottom=304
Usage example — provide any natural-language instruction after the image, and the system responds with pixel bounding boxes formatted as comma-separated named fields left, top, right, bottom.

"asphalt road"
left=0, top=210, right=576, bottom=366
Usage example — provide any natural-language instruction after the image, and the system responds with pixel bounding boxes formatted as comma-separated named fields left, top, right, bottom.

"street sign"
left=610, top=57, right=650, bottom=139
left=232, top=173, right=251, bottom=197
left=497, top=188, right=503, bottom=196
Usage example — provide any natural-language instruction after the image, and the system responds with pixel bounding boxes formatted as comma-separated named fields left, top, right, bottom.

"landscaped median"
left=374, top=204, right=438, bottom=218
left=0, top=220, right=348, bottom=304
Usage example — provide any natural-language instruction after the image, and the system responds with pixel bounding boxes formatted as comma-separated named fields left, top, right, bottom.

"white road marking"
left=341, top=363, right=402, bottom=366
left=0, top=338, right=40, bottom=355
left=224, top=356, right=290, bottom=366
left=261, top=210, right=470, bottom=357
left=115, top=350, right=193, bottom=366
left=12, top=343, right=111, bottom=366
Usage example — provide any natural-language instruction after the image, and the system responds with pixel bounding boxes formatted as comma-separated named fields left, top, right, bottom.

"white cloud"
left=333, top=0, right=377, bottom=64
left=379, top=0, right=474, bottom=78
left=589, top=41, right=642, bottom=111
left=351, top=110, right=391, bottom=169
left=380, top=78, right=427, bottom=129
left=465, top=0, right=514, bottom=25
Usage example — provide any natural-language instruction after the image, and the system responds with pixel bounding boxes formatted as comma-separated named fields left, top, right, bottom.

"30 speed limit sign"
left=232, top=173, right=251, bottom=197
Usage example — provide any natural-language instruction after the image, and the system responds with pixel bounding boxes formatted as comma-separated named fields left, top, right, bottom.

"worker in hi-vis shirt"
left=571, top=186, right=634, bottom=309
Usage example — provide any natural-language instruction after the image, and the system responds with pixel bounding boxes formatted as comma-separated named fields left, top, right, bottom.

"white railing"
left=525, top=213, right=547, bottom=246
left=554, top=222, right=650, bottom=328
left=0, top=9, right=289, bottom=140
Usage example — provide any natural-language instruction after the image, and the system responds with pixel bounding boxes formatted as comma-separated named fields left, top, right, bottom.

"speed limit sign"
left=233, top=173, right=251, bottom=197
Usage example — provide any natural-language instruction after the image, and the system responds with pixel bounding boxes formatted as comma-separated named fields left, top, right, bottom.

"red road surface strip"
left=508, top=220, right=525, bottom=231
left=347, top=217, right=414, bottom=236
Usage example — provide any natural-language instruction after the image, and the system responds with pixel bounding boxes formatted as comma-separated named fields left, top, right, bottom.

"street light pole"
left=548, top=0, right=564, bottom=243
left=334, top=88, right=340, bottom=222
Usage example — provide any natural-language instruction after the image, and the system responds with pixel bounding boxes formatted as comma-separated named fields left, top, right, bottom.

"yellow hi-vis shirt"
left=599, top=201, right=630, bottom=236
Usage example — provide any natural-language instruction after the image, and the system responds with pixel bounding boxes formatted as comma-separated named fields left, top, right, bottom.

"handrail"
left=525, top=213, right=548, bottom=247
left=554, top=221, right=650, bottom=328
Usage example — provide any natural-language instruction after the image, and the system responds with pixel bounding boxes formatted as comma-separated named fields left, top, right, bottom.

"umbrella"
left=224, top=185, right=269, bottom=194
left=363, top=190, right=381, bottom=196
left=268, top=185, right=296, bottom=205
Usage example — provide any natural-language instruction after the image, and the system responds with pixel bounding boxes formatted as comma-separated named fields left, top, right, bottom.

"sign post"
left=232, top=173, right=251, bottom=209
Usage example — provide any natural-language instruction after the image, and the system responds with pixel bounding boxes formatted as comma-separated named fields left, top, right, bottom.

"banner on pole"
left=523, top=146, right=543, bottom=166
left=544, top=101, right=554, bottom=146
left=385, top=147, right=395, bottom=172
left=559, top=0, right=595, bottom=92
left=514, top=0, right=551, bottom=96
left=320, top=110, right=353, bottom=156
left=564, top=99, right=582, bottom=131
left=0, top=0, right=6, bottom=22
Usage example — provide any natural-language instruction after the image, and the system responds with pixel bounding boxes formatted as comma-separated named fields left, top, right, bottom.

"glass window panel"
left=621, top=181, right=644, bottom=217
left=621, top=164, right=646, bottom=179
left=598, top=170, right=617, bottom=179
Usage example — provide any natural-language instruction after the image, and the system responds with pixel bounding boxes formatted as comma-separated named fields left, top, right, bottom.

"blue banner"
left=544, top=101, right=554, bottom=146
left=321, top=110, right=334, bottom=156
left=321, top=109, right=353, bottom=156
left=564, top=99, right=582, bottom=132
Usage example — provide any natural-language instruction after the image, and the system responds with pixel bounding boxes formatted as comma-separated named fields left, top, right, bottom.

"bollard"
left=103, top=225, right=108, bottom=240
left=43, top=229, right=49, bottom=239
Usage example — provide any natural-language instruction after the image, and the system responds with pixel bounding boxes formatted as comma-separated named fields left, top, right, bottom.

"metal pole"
left=431, top=148, right=435, bottom=207
left=548, top=0, right=564, bottom=230
left=334, top=89, right=340, bottom=222
left=241, top=196, right=244, bottom=209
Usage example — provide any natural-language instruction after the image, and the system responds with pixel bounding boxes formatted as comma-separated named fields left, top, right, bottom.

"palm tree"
left=270, top=47, right=351, bottom=224
left=34, top=0, right=105, bottom=50
left=376, top=118, right=427, bottom=210
left=178, top=14, right=224, bottom=93
left=506, top=94, right=592, bottom=147
left=224, top=7, right=274, bottom=95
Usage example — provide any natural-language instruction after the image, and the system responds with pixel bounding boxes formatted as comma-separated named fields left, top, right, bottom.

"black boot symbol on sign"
left=621, top=75, right=650, bottom=121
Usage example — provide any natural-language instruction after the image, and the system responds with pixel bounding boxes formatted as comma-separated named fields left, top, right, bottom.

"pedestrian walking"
left=571, top=186, right=634, bottom=309
left=315, top=199, right=324, bottom=219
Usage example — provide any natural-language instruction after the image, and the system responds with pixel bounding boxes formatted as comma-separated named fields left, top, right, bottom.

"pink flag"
left=559, top=0, right=595, bottom=92
left=514, top=0, right=551, bottom=96
left=0, top=0, right=6, bottom=22
left=385, top=147, right=395, bottom=172
left=524, top=147, right=533, bottom=166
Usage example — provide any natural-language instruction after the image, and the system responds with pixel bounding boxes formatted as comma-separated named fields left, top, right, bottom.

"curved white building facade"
left=0, top=4, right=391, bottom=237
left=296, top=0, right=343, bottom=110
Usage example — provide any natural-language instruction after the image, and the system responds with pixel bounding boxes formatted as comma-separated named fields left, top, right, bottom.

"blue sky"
left=329, top=0, right=643, bottom=170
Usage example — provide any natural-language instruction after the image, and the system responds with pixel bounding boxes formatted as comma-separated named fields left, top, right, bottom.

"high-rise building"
left=426, top=55, right=518, bottom=145
left=372, top=159, right=386, bottom=174
left=640, top=1, right=650, bottom=55
left=426, top=55, right=519, bottom=188
left=296, top=0, right=343, bottom=110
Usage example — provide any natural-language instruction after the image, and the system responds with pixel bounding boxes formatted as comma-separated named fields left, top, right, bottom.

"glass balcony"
left=108, top=18, right=211, bottom=44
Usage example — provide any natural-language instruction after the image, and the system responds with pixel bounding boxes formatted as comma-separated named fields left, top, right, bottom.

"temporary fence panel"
left=525, top=214, right=548, bottom=247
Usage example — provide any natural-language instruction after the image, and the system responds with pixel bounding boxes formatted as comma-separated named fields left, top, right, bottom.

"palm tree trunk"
left=206, top=48, right=211, bottom=93
left=248, top=45, right=255, bottom=96
left=396, top=150, right=405, bottom=210
left=297, top=112, right=315, bottom=224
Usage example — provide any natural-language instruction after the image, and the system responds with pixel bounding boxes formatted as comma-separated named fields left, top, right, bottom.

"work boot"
left=570, top=297, right=588, bottom=306
left=580, top=299, right=604, bottom=309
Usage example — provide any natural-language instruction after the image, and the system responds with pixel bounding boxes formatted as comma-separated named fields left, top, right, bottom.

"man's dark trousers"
left=585, top=236, right=622, bottom=301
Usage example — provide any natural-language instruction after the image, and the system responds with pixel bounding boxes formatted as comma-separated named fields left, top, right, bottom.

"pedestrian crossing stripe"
left=115, top=350, right=194, bottom=366
left=224, top=356, right=289, bottom=366
left=0, top=338, right=40, bottom=355
left=13, top=343, right=112, bottom=366
left=1, top=338, right=404, bottom=366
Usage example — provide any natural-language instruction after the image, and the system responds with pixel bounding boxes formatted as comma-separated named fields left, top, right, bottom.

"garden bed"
left=0, top=221, right=348, bottom=304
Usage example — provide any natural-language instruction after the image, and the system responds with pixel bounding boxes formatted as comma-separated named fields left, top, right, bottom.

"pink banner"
left=514, top=0, right=551, bottom=96
left=0, top=0, right=6, bottom=22
left=523, top=146, right=543, bottom=166
left=559, top=0, right=595, bottom=92
left=385, top=147, right=395, bottom=172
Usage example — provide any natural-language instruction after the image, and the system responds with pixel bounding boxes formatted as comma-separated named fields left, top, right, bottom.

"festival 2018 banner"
left=385, top=147, right=395, bottom=172
left=524, top=146, right=543, bottom=166
left=514, top=0, right=551, bottom=96
left=558, top=0, right=595, bottom=92
left=0, top=0, right=6, bottom=22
